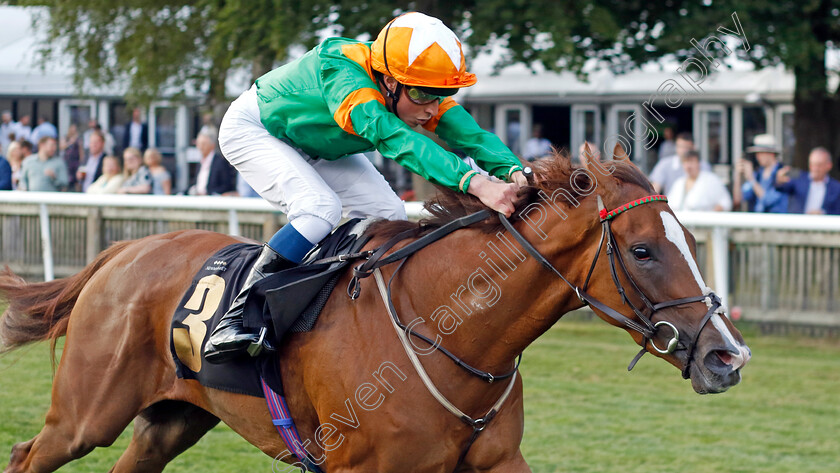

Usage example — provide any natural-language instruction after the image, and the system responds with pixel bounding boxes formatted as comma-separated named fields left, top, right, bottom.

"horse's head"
left=524, top=144, right=750, bottom=394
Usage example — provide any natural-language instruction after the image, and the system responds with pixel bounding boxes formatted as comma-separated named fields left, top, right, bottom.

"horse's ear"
left=580, top=141, right=600, bottom=173
left=580, top=142, right=593, bottom=165
left=612, top=141, right=630, bottom=161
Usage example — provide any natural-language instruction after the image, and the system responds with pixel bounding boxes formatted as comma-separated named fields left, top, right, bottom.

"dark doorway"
left=533, top=106, right=571, bottom=153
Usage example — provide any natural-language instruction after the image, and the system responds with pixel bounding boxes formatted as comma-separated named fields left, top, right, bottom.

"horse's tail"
left=0, top=240, right=134, bottom=356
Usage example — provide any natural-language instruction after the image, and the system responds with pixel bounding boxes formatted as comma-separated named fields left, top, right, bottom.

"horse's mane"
left=366, top=150, right=654, bottom=239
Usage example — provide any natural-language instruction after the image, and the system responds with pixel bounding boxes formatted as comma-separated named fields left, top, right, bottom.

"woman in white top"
left=86, top=155, right=125, bottom=194
left=668, top=150, right=732, bottom=211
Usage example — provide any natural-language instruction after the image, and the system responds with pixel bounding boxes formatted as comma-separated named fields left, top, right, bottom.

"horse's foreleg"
left=3, top=408, right=120, bottom=473
left=463, top=450, right=532, bottom=473
left=109, top=401, right=219, bottom=473
left=5, top=439, right=34, bottom=473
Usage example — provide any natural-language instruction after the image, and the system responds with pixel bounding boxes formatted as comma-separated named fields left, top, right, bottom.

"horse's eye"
left=633, top=246, right=651, bottom=260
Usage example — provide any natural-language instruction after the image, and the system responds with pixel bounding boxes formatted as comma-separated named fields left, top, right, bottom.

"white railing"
left=673, top=211, right=840, bottom=310
left=0, top=191, right=424, bottom=281
left=2, top=192, right=840, bottom=318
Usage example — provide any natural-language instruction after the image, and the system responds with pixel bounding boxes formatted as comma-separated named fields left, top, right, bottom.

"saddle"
left=169, top=218, right=374, bottom=397
left=170, top=211, right=489, bottom=397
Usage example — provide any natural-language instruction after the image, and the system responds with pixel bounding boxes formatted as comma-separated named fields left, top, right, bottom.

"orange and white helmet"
left=371, top=12, right=477, bottom=91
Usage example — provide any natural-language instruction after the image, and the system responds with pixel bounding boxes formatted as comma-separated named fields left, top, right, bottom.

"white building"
left=459, top=56, right=795, bottom=180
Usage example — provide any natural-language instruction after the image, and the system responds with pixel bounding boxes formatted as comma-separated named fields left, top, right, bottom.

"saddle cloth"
left=169, top=218, right=375, bottom=397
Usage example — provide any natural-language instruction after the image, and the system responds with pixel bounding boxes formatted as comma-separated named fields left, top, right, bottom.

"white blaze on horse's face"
left=660, top=211, right=705, bottom=289
left=659, top=211, right=750, bottom=369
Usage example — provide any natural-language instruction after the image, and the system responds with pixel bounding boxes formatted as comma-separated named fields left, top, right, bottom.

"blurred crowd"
left=646, top=130, right=840, bottom=215
left=0, top=108, right=251, bottom=198
left=553, top=129, right=839, bottom=216
left=3, top=108, right=839, bottom=216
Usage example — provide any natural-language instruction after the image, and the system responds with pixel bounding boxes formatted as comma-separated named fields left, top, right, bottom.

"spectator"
left=3, top=141, right=24, bottom=190
left=12, top=115, right=32, bottom=143
left=82, top=118, right=98, bottom=151
left=86, top=155, right=125, bottom=194
left=0, top=146, right=11, bottom=190
left=236, top=173, right=260, bottom=197
left=78, top=130, right=106, bottom=192
left=667, top=150, right=732, bottom=211
left=122, top=107, right=148, bottom=153
left=18, top=140, right=33, bottom=160
left=99, top=124, right=116, bottom=155
left=61, top=123, right=83, bottom=190
left=0, top=110, right=14, bottom=151
left=648, top=132, right=710, bottom=194
left=189, top=131, right=236, bottom=195
left=658, top=125, right=676, bottom=162
left=117, top=147, right=152, bottom=194
left=83, top=120, right=115, bottom=155
left=19, top=136, right=68, bottom=192
left=523, top=124, right=553, bottom=162
left=198, top=111, right=218, bottom=143
left=143, top=148, right=172, bottom=195
left=775, top=147, right=840, bottom=215
left=30, top=116, right=58, bottom=145
left=735, top=134, right=788, bottom=213
left=506, top=120, right=521, bottom=156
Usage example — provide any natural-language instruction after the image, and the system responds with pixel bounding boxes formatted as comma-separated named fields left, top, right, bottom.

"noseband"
left=499, top=194, right=722, bottom=379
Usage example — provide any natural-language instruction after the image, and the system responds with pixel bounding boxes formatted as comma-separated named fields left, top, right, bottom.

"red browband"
left=599, top=195, right=668, bottom=221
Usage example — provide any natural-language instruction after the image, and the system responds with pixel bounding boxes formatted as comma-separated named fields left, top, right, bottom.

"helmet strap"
left=379, top=20, right=402, bottom=120
left=375, top=72, right=403, bottom=120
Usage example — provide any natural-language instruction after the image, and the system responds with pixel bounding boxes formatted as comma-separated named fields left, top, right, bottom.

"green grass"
left=2, top=320, right=839, bottom=472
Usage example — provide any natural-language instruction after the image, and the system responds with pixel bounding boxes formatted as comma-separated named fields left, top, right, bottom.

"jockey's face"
left=381, top=76, right=440, bottom=128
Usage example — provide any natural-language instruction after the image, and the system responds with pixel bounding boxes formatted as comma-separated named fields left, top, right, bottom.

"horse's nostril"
left=716, top=350, right=733, bottom=366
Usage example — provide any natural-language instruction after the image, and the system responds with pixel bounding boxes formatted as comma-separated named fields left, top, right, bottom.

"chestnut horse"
left=1, top=152, right=750, bottom=472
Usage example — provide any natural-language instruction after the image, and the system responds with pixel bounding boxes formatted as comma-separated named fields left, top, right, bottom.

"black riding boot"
left=204, top=244, right=295, bottom=363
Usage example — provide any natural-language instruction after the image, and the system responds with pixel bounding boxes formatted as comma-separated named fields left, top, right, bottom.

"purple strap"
left=260, top=377, right=324, bottom=472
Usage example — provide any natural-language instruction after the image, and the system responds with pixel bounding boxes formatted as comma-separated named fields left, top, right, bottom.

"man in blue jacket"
left=775, top=147, right=840, bottom=215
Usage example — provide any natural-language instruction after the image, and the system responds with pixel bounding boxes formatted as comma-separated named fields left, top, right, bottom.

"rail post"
left=39, top=204, right=54, bottom=282
left=711, top=226, right=730, bottom=310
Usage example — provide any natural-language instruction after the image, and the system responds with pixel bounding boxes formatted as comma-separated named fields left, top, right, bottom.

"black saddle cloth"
left=169, top=243, right=264, bottom=396
left=169, top=218, right=374, bottom=397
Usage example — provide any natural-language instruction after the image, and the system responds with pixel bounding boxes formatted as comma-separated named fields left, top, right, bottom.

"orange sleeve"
left=333, top=88, right=386, bottom=135
left=422, top=97, right=459, bottom=133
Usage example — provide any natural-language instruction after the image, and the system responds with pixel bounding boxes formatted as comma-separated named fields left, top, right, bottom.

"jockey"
left=204, top=12, right=527, bottom=363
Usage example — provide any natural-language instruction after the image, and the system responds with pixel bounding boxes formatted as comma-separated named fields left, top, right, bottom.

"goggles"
left=405, top=86, right=446, bottom=105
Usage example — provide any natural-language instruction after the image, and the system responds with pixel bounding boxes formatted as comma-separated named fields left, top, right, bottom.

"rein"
left=499, top=194, right=722, bottom=378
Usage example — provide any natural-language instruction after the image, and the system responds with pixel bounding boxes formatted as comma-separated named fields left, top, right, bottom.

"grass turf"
left=1, top=319, right=838, bottom=472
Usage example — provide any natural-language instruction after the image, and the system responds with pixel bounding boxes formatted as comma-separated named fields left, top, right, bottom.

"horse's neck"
left=395, top=219, right=593, bottom=374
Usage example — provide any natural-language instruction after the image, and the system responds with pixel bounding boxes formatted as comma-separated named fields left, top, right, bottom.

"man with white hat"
left=735, top=133, right=788, bottom=212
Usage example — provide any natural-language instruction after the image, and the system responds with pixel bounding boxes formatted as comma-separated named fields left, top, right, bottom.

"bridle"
left=357, top=193, right=722, bottom=471
left=499, top=193, right=723, bottom=379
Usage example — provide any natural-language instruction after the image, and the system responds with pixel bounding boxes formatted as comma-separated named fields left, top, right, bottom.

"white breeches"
left=218, top=85, right=406, bottom=243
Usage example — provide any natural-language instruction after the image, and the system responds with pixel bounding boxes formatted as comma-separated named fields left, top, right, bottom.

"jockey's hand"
left=510, top=170, right=528, bottom=187
left=468, top=176, right=519, bottom=217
